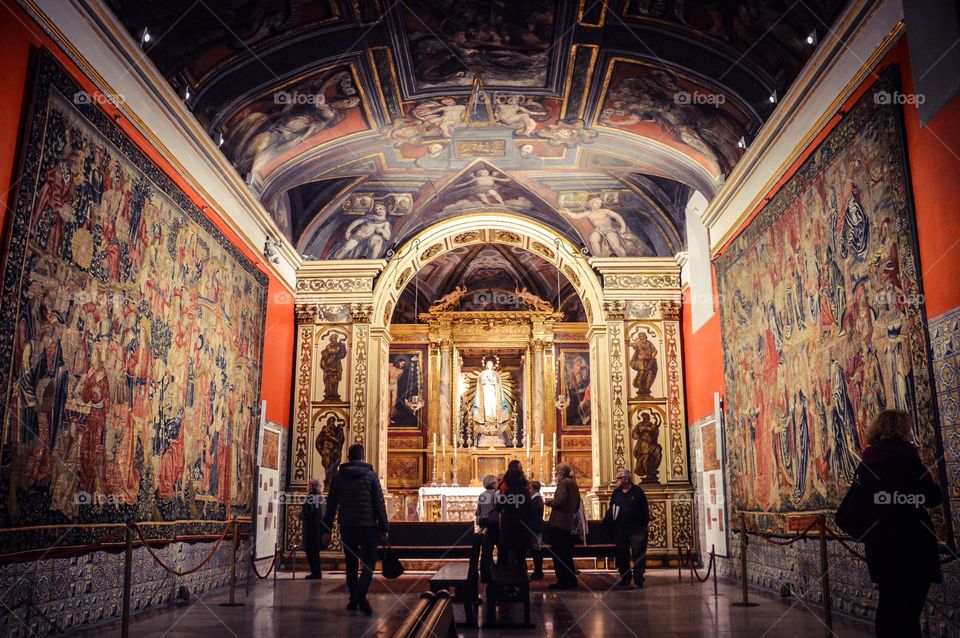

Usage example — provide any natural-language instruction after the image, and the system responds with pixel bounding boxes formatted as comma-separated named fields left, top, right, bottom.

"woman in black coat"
left=837, top=410, right=943, bottom=638
left=496, top=460, right=534, bottom=568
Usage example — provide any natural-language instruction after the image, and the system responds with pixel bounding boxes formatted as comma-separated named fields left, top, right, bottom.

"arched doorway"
left=361, top=213, right=608, bottom=516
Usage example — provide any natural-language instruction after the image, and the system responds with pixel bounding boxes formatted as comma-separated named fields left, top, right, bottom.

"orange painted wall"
left=683, top=36, right=960, bottom=424
left=682, top=286, right=724, bottom=422
left=0, top=1, right=295, bottom=427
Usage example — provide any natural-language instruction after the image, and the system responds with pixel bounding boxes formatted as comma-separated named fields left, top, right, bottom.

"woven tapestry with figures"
left=715, top=67, right=947, bottom=536
left=0, top=52, right=267, bottom=552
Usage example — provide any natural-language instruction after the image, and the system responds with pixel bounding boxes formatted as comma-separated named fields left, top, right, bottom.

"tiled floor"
left=72, top=570, right=875, bottom=637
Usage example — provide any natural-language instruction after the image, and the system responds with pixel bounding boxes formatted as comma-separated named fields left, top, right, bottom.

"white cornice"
left=702, top=0, right=905, bottom=255
left=20, top=0, right=301, bottom=288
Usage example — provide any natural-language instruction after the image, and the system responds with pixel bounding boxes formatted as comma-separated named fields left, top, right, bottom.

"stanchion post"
left=677, top=547, right=683, bottom=581
left=229, top=518, right=238, bottom=605
left=121, top=523, right=133, bottom=638
left=273, top=545, right=279, bottom=588
left=732, top=513, right=758, bottom=607
left=818, top=514, right=833, bottom=637
left=711, top=544, right=718, bottom=598
left=689, top=549, right=694, bottom=585
left=244, top=541, right=252, bottom=598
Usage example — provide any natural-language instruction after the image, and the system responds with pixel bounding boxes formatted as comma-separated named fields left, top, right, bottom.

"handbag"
left=381, top=542, right=405, bottom=579
left=835, top=466, right=877, bottom=540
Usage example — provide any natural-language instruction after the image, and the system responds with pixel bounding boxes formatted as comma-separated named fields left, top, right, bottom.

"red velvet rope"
left=250, top=550, right=279, bottom=579
left=748, top=519, right=820, bottom=546
left=132, top=522, right=232, bottom=577
left=689, top=549, right=715, bottom=583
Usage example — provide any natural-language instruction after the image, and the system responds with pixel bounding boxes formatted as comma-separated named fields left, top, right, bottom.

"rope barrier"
left=746, top=519, right=820, bottom=546
left=250, top=550, right=279, bottom=579
left=131, top=522, right=231, bottom=577
left=688, top=549, right=715, bottom=583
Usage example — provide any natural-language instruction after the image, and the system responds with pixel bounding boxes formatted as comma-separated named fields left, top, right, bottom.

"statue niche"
left=632, top=408, right=663, bottom=483
left=461, top=356, right=516, bottom=447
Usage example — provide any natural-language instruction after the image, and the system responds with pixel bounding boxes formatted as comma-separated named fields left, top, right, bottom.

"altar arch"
left=369, top=212, right=605, bottom=330
left=364, top=212, right=610, bottom=491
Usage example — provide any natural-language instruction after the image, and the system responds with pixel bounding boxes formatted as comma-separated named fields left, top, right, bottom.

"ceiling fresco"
left=109, top=0, right=848, bottom=264
left=391, top=244, right=586, bottom=323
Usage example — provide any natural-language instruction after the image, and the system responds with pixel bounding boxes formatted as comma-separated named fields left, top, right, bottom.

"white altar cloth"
left=416, top=485, right=556, bottom=522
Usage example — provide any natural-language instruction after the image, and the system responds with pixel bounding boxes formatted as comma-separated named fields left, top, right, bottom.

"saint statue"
left=320, top=333, right=347, bottom=401
left=474, top=359, right=508, bottom=424
left=629, top=331, right=658, bottom=397
left=314, top=415, right=345, bottom=490
left=632, top=410, right=663, bottom=482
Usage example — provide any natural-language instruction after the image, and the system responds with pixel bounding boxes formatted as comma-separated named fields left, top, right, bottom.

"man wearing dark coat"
left=301, top=478, right=326, bottom=580
left=322, top=444, right=389, bottom=616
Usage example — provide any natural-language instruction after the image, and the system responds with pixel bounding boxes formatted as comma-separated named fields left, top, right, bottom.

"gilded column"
left=532, top=338, right=545, bottom=454
left=439, top=339, right=453, bottom=446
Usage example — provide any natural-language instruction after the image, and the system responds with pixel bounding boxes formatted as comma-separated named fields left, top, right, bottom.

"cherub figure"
left=467, top=168, right=510, bottom=205
left=559, top=196, right=642, bottom=257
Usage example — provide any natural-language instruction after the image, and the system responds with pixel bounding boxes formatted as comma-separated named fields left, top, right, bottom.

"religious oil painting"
left=388, top=351, right=425, bottom=428
left=559, top=349, right=590, bottom=429
left=0, top=52, right=267, bottom=552
left=715, top=68, right=946, bottom=536
left=261, top=429, right=280, bottom=471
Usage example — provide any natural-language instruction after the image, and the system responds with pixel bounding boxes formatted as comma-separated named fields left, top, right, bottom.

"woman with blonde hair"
left=836, top=409, right=943, bottom=638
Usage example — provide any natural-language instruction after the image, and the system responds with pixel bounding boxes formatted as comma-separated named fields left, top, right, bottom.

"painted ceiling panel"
left=109, top=0, right=847, bottom=261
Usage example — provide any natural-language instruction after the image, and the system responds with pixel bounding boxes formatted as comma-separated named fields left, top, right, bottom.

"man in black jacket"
left=608, top=468, right=649, bottom=588
left=301, top=479, right=325, bottom=579
left=322, top=444, right=389, bottom=615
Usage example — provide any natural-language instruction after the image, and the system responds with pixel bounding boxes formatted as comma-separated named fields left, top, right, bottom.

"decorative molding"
left=659, top=300, right=682, bottom=322
left=351, top=324, right=369, bottom=445
left=604, top=273, right=681, bottom=290
left=608, top=322, right=627, bottom=471
left=663, top=321, right=686, bottom=481
left=293, top=324, right=314, bottom=483
left=297, top=278, right=370, bottom=293
left=350, top=303, right=374, bottom=323
left=603, top=300, right=626, bottom=321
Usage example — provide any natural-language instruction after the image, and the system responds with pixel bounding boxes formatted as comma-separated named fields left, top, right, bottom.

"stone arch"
left=369, top=212, right=605, bottom=330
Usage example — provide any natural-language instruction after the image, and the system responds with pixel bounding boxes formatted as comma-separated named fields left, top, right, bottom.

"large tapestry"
left=0, top=52, right=267, bottom=552
left=715, top=68, right=945, bottom=534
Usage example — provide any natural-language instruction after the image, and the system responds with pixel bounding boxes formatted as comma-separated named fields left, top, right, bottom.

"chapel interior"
left=0, top=0, right=958, bottom=636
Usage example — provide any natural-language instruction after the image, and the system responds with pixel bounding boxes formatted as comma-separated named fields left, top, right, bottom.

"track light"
left=769, top=90, right=778, bottom=104
left=216, top=132, right=225, bottom=147
left=139, top=28, right=151, bottom=45
left=737, top=136, right=747, bottom=150
left=806, top=30, right=818, bottom=46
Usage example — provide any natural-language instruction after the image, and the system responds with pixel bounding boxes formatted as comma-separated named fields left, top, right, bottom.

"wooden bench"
left=484, top=562, right=531, bottom=628
left=412, top=590, right=457, bottom=638
left=428, top=532, right=482, bottom=627
left=393, top=591, right=436, bottom=638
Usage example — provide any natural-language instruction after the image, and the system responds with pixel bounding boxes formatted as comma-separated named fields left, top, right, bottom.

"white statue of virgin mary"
left=473, top=359, right=507, bottom=423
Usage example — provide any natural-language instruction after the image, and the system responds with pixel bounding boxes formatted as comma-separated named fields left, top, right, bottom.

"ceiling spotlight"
left=769, top=91, right=778, bottom=104
left=139, top=28, right=151, bottom=44
left=216, top=132, right=225, bottom=147
left=806, top=30, right=818, bottom=46
left=183, top=87, right=191, bottom=101
left=737, top=136, right=747, bottom=150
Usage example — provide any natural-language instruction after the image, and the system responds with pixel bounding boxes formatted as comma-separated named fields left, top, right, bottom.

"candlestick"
left=539, top=432, right=544, bottom=484
left=441, top=434, right=447, bottom=486
left=552, top=432, right=557, bottom=475
left=431, top=432, right=438, bottom=486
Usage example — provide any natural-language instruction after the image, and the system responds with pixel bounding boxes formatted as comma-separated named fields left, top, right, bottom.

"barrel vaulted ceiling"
left=109, top=0, right=847, bottom=263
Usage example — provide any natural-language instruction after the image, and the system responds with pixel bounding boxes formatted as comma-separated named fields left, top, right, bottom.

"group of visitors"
left=300, top=408, right=941, bottom=637
left=476, top=460, right=650, bottom=590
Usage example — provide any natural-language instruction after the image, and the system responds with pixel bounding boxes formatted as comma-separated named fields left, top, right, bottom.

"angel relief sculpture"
left=461, top=357, right=516, bottom=447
